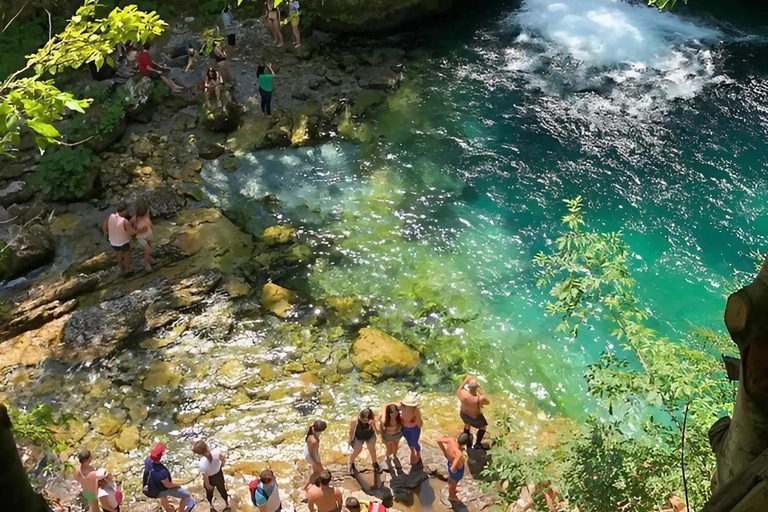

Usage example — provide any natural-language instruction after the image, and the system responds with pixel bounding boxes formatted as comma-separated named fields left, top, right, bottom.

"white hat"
left=401, top=393, right=419, bottom=407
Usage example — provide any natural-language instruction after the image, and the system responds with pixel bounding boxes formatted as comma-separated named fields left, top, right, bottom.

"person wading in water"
left=457, top=374, right=490, bottom=449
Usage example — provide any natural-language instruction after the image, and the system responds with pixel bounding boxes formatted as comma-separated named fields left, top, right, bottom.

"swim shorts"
left=460, top=411, right=488, bottom=429
left=447, top=461, right=465, bottom=482
left=401, top=425, right=421, bottom=451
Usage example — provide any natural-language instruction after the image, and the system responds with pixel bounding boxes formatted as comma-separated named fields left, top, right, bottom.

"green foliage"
left=0, top=0, right=167, bottom=154
left=485, top=198, right=737, bottom=511
left=201, top=27, right=225, bottom=55
left=200, top=0, right=226, bottom=17
left=32, top=145, right=99, bottom=200
left=648, top=0, right=687, bottom=10
left=9, top=404, right=75, bottom=453
left=66, top=100, right=125, bottom=142
left=151, top=81, right=170, bottom=104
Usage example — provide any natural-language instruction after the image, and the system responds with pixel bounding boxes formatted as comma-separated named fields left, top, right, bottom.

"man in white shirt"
left=193, top=440, right=230, bottom=511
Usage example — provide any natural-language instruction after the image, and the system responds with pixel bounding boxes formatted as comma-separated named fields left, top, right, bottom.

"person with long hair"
left=379, top=403, right=403, bottom=470
left=347, top=408, right=379, bottom=475
left=131, top=198, right=153, bottom=271
left=257, top=64, right=275, bottom=116
left=302, top=419, right=327, bottom=498
left=265, top=0, right=283, bottom=47
left=204, top=67, right=223, bottom=109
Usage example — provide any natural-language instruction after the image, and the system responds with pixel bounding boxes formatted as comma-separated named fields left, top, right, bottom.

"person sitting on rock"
left=457, top=374, right=490, bottom=449
left=399, top=394, right=423, bottom=465
left=137, top=42, right=183, bottom=92
left=210, top=43, right=232, bottom=84
left=307, top=470, right=343, bottom=512
left=204, top=67, right=224, bottom=109
left=302, top=419, right=327, bottom=499
left=347, top=408, right=380, bottom=475
left=143, top=444, right=194, bottom=512
left=192, top=440, right=229, bottom=511
left=436, top=433, right=470, bottom=503
left=102, top=201, right=136, bottom=275
left=74, top=448, right=108, bottom=512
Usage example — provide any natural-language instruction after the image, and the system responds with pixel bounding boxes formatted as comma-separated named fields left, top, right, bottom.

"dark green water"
left=204, top=0, right=768, bottom=417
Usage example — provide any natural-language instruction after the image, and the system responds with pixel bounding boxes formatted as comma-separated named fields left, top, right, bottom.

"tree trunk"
left=711, top=257, right=768, bottom=490
left=0, top=404, right=51, bottom=512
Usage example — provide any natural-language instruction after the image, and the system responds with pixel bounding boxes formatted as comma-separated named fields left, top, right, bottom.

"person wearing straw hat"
left=399, top=394, right=423, bottom=465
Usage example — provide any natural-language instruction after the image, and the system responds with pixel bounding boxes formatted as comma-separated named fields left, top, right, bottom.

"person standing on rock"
left=379, top=403, right=403, bottom=471
left=257, top=64, right=275, bottom=116
left=288, top=0, right=301, bottom=48
left=436, top=433, right=470, bottom=502
left=250, top=468, right=282, bottom=512
left=74, top=448, right=108, bottom=512
left=192, top=440, right=229, bottom=511
left=457, top=375, right=490, bottom=450
left=102, top=201, right=136, bottom=275
left=265, top=0, right=283, bottom=47
left=302, top=419, right=327, bottom=498
left=143, top=444, right=194, bottom=512
left=132, top=198, right=153, bottom=271
left=221, top=4, right=237, bottom=54
left=347, top=408, right=380, bottom=475
left=399, top=394, right=423, bottom=466
left=97, top=474, right=123, bottom=512
left=307, top=470, right=343, bottom=512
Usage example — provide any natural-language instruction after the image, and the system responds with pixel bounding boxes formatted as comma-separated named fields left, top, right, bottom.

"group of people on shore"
left=73, top=376, right=490, bottom=511
left=116, top=1, right=297, bottom=115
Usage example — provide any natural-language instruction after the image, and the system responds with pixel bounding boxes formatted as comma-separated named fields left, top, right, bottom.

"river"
left=201, top=0, right=768, bottom=419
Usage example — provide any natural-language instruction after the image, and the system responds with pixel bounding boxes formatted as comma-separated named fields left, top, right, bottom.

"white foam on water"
left=503, top=0, right=726, bottom=118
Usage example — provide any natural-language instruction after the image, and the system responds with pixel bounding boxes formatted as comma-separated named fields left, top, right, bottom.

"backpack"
left=142, top=459, right=162, bottom=499
left=249, top=478, right=270, bottom=506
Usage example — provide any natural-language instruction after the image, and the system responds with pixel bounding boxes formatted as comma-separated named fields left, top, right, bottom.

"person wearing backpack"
left=143, top=444, right=194, bottom=512
left=249, top=469, right=281, bottom=512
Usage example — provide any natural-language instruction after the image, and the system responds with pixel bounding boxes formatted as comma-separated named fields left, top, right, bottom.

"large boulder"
left=303, top=0, right=458, bottom=33
left=350, top=328, right=419, bottom=380
left=260, top=283, right=297, bottom=318
left=201, top=101, right=243, bottom=133
left=124, top=75, right=155, bottom=123
left=0, top=180, right=34, bottom=208
left=0, top=222, right=55, bottom=280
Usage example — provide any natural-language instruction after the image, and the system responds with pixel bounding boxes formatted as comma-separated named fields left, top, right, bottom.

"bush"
left=32, top=146, right=100, bottom=200
left=66, top=99, right=125, bottom=142
left=151, top=81, right=170, bottom=104
left=10, top=404, right=75, bottom=453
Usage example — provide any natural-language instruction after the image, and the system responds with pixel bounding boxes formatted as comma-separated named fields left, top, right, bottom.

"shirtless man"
left=436, top=434, right=470, bottom=502
left=74, top=448, right=108, bottom=512
left=457, top=375, right=490, bottom=449
left=399, top=394, right=424, bottom=465
left=307, top=470, right=343, bottom=512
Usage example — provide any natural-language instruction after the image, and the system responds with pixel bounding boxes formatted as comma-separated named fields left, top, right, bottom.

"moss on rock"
left=350, top=328, right=420, bottom=380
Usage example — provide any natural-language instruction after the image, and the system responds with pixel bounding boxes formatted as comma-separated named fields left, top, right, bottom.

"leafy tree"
left=485, top=198, right=737, bottom=511
left=0, top=0, right=166, bottom=155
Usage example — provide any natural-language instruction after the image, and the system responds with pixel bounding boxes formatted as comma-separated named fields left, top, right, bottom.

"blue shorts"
left=401, top=425, right=421, bottom=451
left=447, top=461, right=465, bottom=482
left=158, top=487, right=191, bottom=500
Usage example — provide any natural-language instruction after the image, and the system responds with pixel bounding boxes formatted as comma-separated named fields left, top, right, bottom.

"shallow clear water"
left=203, top=0, right=768, bottom=417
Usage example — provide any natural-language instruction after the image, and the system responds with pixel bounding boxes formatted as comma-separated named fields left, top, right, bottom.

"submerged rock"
left=260, top=283, right=297, bottom=318
left=350, top=328, right=419, bottom=380
left=262, top=225, right=297, bottom=246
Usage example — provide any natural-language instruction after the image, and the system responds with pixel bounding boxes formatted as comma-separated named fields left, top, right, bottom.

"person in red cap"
left=142, top=444, right=194, bottom=512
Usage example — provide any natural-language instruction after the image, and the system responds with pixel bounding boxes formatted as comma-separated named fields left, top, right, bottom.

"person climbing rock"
left=74, top=449, right=108, bottom=512
left=457, top=374, right=490, bottom=449
left=399, top=394, right=423, bottom=465
left=257, top=64, right=275, bottom=116
left=102, top=201, right=136, bottom=275
left=436, top=434, right=470, bottom=502
left=379, top=402, right=403, bottom=471
left=143, top=444, right=194, bottom=512
left=307, top=471, right=343, bottom=512
left=192, top=440, right=229, bottom=511
left=302, top=419, right=327, bottom=498
left=250, top=468, right=282, bottom=512
left=347, top=408, right=379, bottom=475
left=137, top=42, right=183, bottom=92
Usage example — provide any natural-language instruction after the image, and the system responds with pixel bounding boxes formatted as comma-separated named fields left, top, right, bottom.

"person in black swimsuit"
left=347, top=408, right=379, bottom=475
left=209, top=42, right=232, bottom=83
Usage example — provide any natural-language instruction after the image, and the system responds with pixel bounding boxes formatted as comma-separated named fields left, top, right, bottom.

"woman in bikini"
left=380, top=403, right=403, bottom=470
left=302, top=419, right=327, bottom=496
left=400, top=394, right=423, bottom=465
left=348, top=408, right=380, bottom=475
left=265, top=0, right=283, bottom=47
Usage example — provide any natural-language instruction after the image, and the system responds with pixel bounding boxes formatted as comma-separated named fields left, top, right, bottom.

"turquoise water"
left=203, top=0, right=768, bottom=417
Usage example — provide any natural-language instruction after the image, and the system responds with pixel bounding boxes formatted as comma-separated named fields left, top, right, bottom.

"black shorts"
left=112, top=243, right=131, bottom=253
left=460, top=411, right=488, bottom=429
left=227, top=33, right=236, bottom=46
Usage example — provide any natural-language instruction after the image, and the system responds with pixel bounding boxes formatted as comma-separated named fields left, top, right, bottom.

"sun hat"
left=149, top=443, right=165, bottom=462
left=401, top=393, right=419, bottom=407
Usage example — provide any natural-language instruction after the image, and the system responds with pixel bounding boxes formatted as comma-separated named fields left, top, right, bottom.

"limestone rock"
left=201, top=101, right=243, bottom=133
left=355, top=67, right=400, bottom=90
left=260, top=283, right=297, bottom=318
left=124, top=75, right=154, bottom=123
left=0, top=180, right=34, bottom=207
left=350, top=328, right=419, bottom=380
left=0, top=222, right=55, bottom=280
left=352, top=90, right=387, bottom=117
left=262, top=225, right=297, bottom=246
left=123, top=182, right=187, bottom=219
left=113, top=425, right=140, bottom=453
left=132, top=137, right=154, bottom=159
left=91, top=408, right=127, bottom=437
left=143, top=361, right=182, bottom=391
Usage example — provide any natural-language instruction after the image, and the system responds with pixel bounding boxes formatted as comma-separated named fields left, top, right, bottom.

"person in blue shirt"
left=143, top=444, right=194, bottom=512
left=251, top=469, right=282, bottom=512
